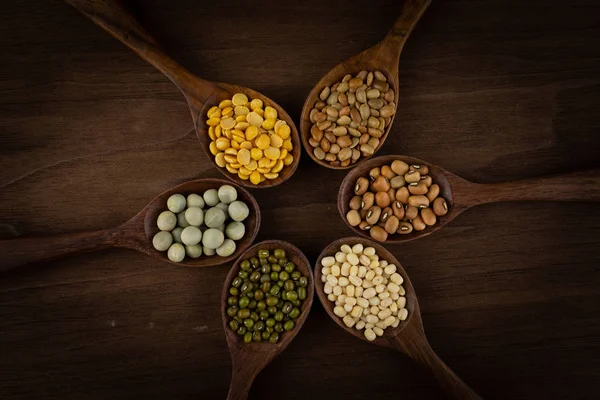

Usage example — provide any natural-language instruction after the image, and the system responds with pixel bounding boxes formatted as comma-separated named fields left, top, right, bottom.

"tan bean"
left=369, top=226, right=388, bottom=242
left=404, top=170, right=421, bottom=183
left=331, top=82, right=339, bottom=92
left=337, top=93, right=348, bottom=107
left=337, top=82, right=349, bottom=93
left=326, top=92, right=339, bottom=105
left=338, top=148, right=352, bottom=161
left=339, top=106, right=350, bottom=117
left=426, top=184, right=440, bottom=202
left=367, top=137, right=380, bottom=149
left=367, top=116, right=379, bottom=128
left=347, top=92, right=356, bottom=105
left=421, top=208, right=437, bottom=226
left=366, top=206, right=382, bottom=225
left=332, top=126, right=347, bottom=136
left=359, top=221, right=371, bottom=231
left=357, top=125, right=368, bottom=133
left=324, top=123, right=336, bottom=132
left=320, top=138, right=331, bottom=152
left=370, top=109, right=380, bottom=117
left=405, top=204, right=419, bottom=220
left=317, top=120, right=332, bottom=131
left=346, top=210, right=361, bottom=226
left=368, top=98, right=384, bottom=110
left=337, top=135, right=352, bottom=147
left=384, top=215, right=399, bottom=234
left=350, top=137, right=360, bottom=149
left=308, top=137, right=319, bottom=147
left=314, top=112, right=326, bottom=122
left=341, top=158, right=351, bottom=167
left=408, top=181, right=429, bottom=195
left=375, top=192, right=391, bottom=208
left=356, top=70, right=368, bottom=81
left=379, top=105, right=394, bottom=118
left=359, top=133, right=370, bottom=145
left=420, top=175, right=432, bottom=187
left=366, top=71, right=374, bottom=86
left=326, top=107, right=338, bottom=118
left=410, top=164, right=429, bottom=175
left=360, top=144, right=375, bottom=156
left=381, top=165, right=395, bottom=179
left=315, top=101, right=326, bottom=110
left=324, top=132, right=336, bottom=143
left=319, top=86, right=330, bottom=101
left=374, top=71, right=386, bottom=82
left=351, top=148, right=361, bottom=161
left=335, top=116, right=350, bottom=126
left=391, top=160, right=409, bottom=175
left=372, top=175, right=390, bottom=192
left=368, top=127, right=383, bottom=138
left=347, top=127, right=361, bottom=137
left=384, top=89, right=395, bottom=102
left=390, top=175, right=406, bottom=189
left=387, top=187, right=396, bottom=202
left=314, top=147, right=325, bottom=160
left=349, top=78, right=363, bottom=90
left=380, top=207, right=392, bottom=222
left=433, top=197, right=448, bottom=216
left=412, top=215, right=426, bottom=231
left=356, top=88, right=367, bottom=103
left=309, top=108, right=318, bottom=123
left=397, top=221, right=413, bottom=235
left=396, top=187, right=410, bottom=204
left=350, top=108, right=362, bottom=123
left=372, top=80, right=389, bottom=92
left=325, top=152, right=336, bottom=162
left=342, top=74, right=352, bottom=83
left=392, top=201, right=405, bottom=219
left=408, top=195, right=430, bottom=208
left=355, top=177, right=369, bottom=195
left=331, top=160, right=340, bottom=167
left=369, top=167, right=381, bottom=181
left=329, top=144, right=340, bottom=154
left=362, top=192, right=375, bottom=210
left=366, top=89, right=380, bottom=99
left=311, top=126, right=323, bottom=141
left=359, top=104, right=371, bottom=120
left=378, top=117, right=386, bottom=130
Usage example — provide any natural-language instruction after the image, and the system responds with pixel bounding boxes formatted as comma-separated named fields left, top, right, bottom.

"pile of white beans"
left=152, top=185, right=250, bottom=262
left=320, top=243, right=408, bottom=341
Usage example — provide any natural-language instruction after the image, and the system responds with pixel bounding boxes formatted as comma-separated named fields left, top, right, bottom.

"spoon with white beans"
left=315, top=237, right=482, bottom=400
left=0, top=179, right=260, bottom=272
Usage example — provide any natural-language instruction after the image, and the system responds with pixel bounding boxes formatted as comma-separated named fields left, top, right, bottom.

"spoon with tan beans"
left=300, top=0, right=432, bottom=169
left=339, top=155, right=600, bottom=243
left=0, top=179, right=260, bottom=272
left=64, top=0, right=301, bottom=188
left=221, top=240, right=314, bottom=400
left=315, top=237, right=482, bottom=399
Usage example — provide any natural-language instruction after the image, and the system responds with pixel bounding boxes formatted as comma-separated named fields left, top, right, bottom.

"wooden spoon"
left=300, top=0, right=432, bottom=169
left=64, top=0, right=301, bottom=188
left=221, top=240, right=314, bottom=400
left=315, top=237, right=482, bottom=399
left=0, top=179, right=260, bottom=272
left=339, top=155, right=600, bottom=243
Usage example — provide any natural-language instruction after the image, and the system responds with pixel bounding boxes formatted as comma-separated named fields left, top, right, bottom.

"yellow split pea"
left=206, top=93, right=295, bottom=185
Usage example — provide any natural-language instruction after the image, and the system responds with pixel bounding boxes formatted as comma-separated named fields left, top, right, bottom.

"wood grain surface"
left=1, top=0, right=599, bottom=399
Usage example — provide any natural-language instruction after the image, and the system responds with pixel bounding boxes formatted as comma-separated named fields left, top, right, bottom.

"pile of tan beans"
left=307, top=70, right=396, bottom=167
left=346, top=159, right=449, bottom=241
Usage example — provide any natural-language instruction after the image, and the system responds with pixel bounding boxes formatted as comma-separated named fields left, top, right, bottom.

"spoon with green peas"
left=221, top=240, right=314, bottom=400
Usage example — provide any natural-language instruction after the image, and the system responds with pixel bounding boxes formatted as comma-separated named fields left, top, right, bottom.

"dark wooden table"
left=1, top=0, right=599, bottom=399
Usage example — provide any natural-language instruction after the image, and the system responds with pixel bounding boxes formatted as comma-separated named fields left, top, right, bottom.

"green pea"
left=255, top=320, right=265, bottom=332
left=284, top=280, right=295, bottom=291
left=266, top=318, right=276, bottom=327
left=282, top=302, right=293, bottom=314
left=281, top=291, right=288, bottom=301
left=234, top=316, right=243, bottom=324
left=258, top=249, right=270, bottom=259
left=229, top=320, right=239, bottom=331
left=266, top=326, right=274, bottom=334
left=227, top=296, right=238, bottom=306
left=299, top=277, right=308, bottom=287
left=274, top=323, right=284, bottom=333
left=274, top=311, right=284, bottom=322
left=229, top=287, right=239, bottom=296
left=291, top=271, right=301, bottom=280
left=260, top=264, right=271, bottom=274
left=269, top=332, right=280, bottom=343
left=244, top=332, right=252, bottom=343
left=274, top=249, right=286, bottom=259
left=238, top=270, right=249, bottom=279
left=260, top=282, right=271, bottom=293
left=253, top=331, right=262, bottom=342
left=278, top=257, right=287, bottom=266
left=284, top=320, right=295, bottom=331
left=266, top=296, right=279, bottom=307
left=259, top=274, right=270, bottom=284
left=256, top=301, right=266, bottom=311
left=227, top=306, right=238, bottom=317
left=250, top=271, right=261, bottom=282
left=284, top=261, right=295, bottom=273
left=289, top=307, right=301, bottom=319
left=240, top=282, right=252, bottom=293
left=232, top=277, right=243, bottom=287
left=292, top=300, right=301, bottom=307
left=260, top=310, right=269, bottom=320
left=286, top=291, right=298, bottom=301
left=248, top=300, right=257, bottom=309
left=250, top=312, right=259, bottom=321
left=269, top=271, right=279, bottom=281
left=260, top=257, right=269, bottom=266
left=277, top=280, right=284, bottom=288
left=268, top=255, right=277, bottom=264
left=250, top=257, right=259, bottom=267
left=238, top=297, right=250, bottom=309
left=262, top=331, right=271, bottom=340
left=298, top=287, right=307, bottom=300
left=243, top=319, right=254, bottom=329
left=279, top=271, right=289, bottom=281
left=237, top=326, right=247, bottom=336
left=269, top=285, right=280, bottom=296
left=254, top=290, right=264, bottom=301
left=271, top=263, right=281, bottom=272
left=240, top=260, right=251, bottom=271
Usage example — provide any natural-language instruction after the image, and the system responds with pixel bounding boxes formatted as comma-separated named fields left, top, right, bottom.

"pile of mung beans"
left=320, top=243, right=408, bottom=341
left=307, top=70, right=396, bottom=167
left=152, top=185, right=250, bottom=262
left=225, top=248, right=309, bottom=344
left=346, top=159, right=449, bottom=241
left=206, top=93, right=295, bottom=185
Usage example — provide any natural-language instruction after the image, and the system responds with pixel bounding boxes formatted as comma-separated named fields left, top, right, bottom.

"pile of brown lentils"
left=307, top=70, right=396, bottom=167
left=346, top=159, right=449, bottom=241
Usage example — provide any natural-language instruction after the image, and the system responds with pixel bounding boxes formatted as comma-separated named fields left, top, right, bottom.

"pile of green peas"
left=226, top=248, right=309, bottom=344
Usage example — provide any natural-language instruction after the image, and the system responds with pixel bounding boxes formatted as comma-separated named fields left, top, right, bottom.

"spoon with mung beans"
left=0, top=179, right=260, bottom=272
left=315, top=237, right=482, bottom=399
left=300, top=0, right=432, bottom=169
left=339, top=155, right=600, bottom=243
left=221, top=240, right=314, bottom=400
left=64, top=0, right=301, bottom=188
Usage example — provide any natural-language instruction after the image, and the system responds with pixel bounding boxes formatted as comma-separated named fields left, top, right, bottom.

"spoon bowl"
left=65, top=0, right=301, bottom=188
left=300, top=0, right=432, bottom=169
left=339, top=155, right=600, bottom=243
left=315, top=237, right=481, bottom=399
left=220, top=240, right=314, bottom=400
left=0, top=179, right=260, bottom=272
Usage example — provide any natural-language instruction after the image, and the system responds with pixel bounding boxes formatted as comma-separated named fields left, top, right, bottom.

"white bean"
left=391, top=292, right=399, bottom=300
left=387, top=282, right=400, bottom=293
left=384, top=316, right=396, bottom=327
left=372, top=275, right=384, bottom=285
left=321, top=256, right=335, bottom=267
left=397, top=296, right=406, bottom=309
left=384, top=264, right=397, bottom=275
left=351, top=306, right=363, bottom=319
left=365, top=323, right=374, bottom=330
left=363, top=246, right=376, bottom=256
left=391, top=318, right=400, bottom=328
left=364, top=328, right=376, bottom=341
left=349, top=265, right=358, bottom=276
left=375, top=284, right=386, bottom=293
left=338, top=277, right=349, bottom=287
left=355, top=286, right=364, bottom=297
left=326, top=275, right=338, bottom=286
left=356, top=320, right=366, bottom=330
left=375, top=267, right=383, bottom=276
left=373, top=327, right=384, bottom=337
left=349, top=276, right=362, bottom=286
left=340, top=244, right=352, bottom=253
left=331, top=264, right=341, bottom=277
left=369, top=260, right=380, bottom=268
left=343, top=315, right=356, bottom=327
left=345, top=297, right=357, bottom=306
left=334, top=306, right=347, bottom=317
left=344, top=303, right=353, bottom=312
left=335, top=251, right=346, bottom=263
left=359, top=255, right=371, bottom=266
left=333, top=285, right=342, bottom=296
left=341, top=263, right=350, bottom=276
left=378, top=309, right=391, bottom=320
left=363, top=288, right=377, bottom=299
left=346, top=253, right=359, bottom=265
left=399, top=308, right=408, bottom=321
left=324, top=283, right=333, bottom=294
left=370, top=306, right=380, bottom=315
left=366, top=315, right=379, bottom=324
left=358, top=266, right=367, bottom=278
left=368, top=296, right=380, bottom=306
left=345, top=284, right=355, bottom=297
left=380, top=298, right=393, bottom=308
left=328, top=293, right=337, bottom=302
left=379, top=260, right=388, bottom=267
left=352, top=243, right=364, bottom=254
left=378, top=291, right=390, bottom=300
left=365, top=270, right=375, bottom=281
left=390, top=272, right=403, bottom=285
left=357, top=297, right=369, bottom=308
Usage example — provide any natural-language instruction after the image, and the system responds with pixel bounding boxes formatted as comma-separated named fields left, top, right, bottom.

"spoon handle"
left=379, top=0, right=432, bottom=61
left=64, top=0, right=212, bottom=99
left=457, top=169, right=600, bottom=207
left=226, top=364, right=259, bottom=400
left=0, top=227, right=125, bottom=272
left=392, top=322, right=482, bottom=400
